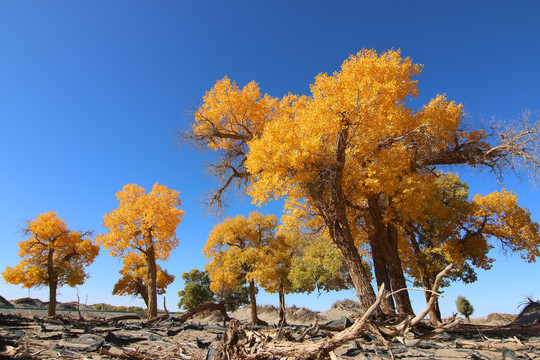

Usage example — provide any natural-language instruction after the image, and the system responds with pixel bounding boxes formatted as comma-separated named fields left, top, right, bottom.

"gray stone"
left=58, top=334, right=104, bottom=352
left=502, top=347, right=521, bottom=360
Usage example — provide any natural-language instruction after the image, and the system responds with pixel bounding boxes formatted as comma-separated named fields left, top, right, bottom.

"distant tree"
left=254, top=230, right=351, bottom=326
left=97, top=183, right=184, bottom=319
left=217, top=283, right=250, bottom=312
left=113, top=252, right=175, bottom=306
left=2, top=211, right=99, bottom=316
left=456, top=295, right=474, bottom=322
left=288, top=234, right=352, bottom=295
left=203, top=212, right=276, bottom=325
left=177, top=269, right=250, bottom=312
left=178, top=269, right=214, bottom=310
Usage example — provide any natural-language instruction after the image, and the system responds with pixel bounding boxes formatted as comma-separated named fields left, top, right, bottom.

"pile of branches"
left=212, top=264, right=460, bottom=360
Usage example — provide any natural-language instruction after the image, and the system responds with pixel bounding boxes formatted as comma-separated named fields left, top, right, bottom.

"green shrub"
left=456, top=295, right=474, bottom=321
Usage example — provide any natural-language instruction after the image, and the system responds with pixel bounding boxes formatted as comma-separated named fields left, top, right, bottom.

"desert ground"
left=1, top=296, right=539, bottom=360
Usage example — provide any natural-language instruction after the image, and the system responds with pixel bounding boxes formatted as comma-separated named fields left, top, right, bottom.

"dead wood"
left=175, top=301, right=232, bottom=325
left=76, top=293, right=84, bottom=321
left=108, top=314, right=142, bottom=322
left=211, top=264, right=461, bottom=360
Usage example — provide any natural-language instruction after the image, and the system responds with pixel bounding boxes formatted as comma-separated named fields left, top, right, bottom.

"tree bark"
left=369, top=231, right=396, bottom=314
left=386, top=223, right=414, bottom=315
left=309, top=126, right=381, bottom=316
left=248, top=279, right=266, bottom=326
left=368, top=194, right=414, bottom=315
left=47, top=248, right=57, bottom=317
left=145, top=241, right=158, bottom=320
left=278, top=286, right=287, bottom=326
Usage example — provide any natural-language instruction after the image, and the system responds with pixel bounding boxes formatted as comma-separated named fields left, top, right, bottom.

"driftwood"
left=212, top=264, right=461, bottom=360
left=175, top=301, right=232, bottom=325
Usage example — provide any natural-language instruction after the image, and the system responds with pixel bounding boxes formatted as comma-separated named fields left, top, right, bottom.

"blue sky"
left=1, top=1, right=539, bottom=317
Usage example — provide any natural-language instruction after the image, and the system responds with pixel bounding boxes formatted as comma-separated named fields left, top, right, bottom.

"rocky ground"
left=1, top=297, right=539, bottom=359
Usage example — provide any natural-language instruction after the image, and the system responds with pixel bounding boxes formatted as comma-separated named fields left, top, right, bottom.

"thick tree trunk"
left=386, top=223, right=414, bottom=315
left=248, top=279, right=267, bottom=326
left=278, top=286, right=287, bottom=326
left=368, top=194, right=414, bottom=316
left=369, top=233, right=396, bottom=313
left=146, top=243, right=158, bottom=320
left=48, top=280, right=57, bottom=317
left=309, top=126, right=382, bottom=316
left=47, top=248, right=57, bottom=317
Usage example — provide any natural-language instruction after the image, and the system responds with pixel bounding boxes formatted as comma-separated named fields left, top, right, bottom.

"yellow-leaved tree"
left=203, top=212, right=277, bottom=326
left=97, top=183, right=184, bottom=319
left=112, top=252, right=175, bottom=307
left=2, top=211, right=99, bottom=316
left=253, top=230, right=351, bottom=326
left=183, top=49, right=540, bottom=316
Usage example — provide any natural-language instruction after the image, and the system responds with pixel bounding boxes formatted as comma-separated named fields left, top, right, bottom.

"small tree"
left=178, top=269, right=214, bottom=310
left=113, top=252, right=175, bottom=306
left=456, top=295, right=474, bottom=322
left=97, top=183, right=184, bottom=319
left=203, top=212, right=276, bottom=325
left=2, top=211, right=99, bottom=316
left=177, top=269, right=249, bottom=311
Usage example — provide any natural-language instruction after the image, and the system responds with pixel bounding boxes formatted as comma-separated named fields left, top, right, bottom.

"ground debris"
left=1, top=310, right=540, bottom=360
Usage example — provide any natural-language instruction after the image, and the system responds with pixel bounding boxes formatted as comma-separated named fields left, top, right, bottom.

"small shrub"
left=456, top=295, right=474, bottom=321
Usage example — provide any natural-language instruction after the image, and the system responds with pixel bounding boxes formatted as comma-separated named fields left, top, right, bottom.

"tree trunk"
left=278, top=286, right=287, bottom=326
left=386, top=223, right=414, bottom=315
left=307, top=126, right=383, bottom=316
left=248, top=279, right=266, bottom=326
left=422, top=275, right=442, bottom=325
left=135, top=278, right=149, bottom=306
left=368, top=194, right=414, bottom=316
left=369, top=233, right=396, bottom=314
left=47, top=248, right=57, bottom=317
left=145, top=242, right=158, bottom=320
left=48, top=280, right=57, bottom=317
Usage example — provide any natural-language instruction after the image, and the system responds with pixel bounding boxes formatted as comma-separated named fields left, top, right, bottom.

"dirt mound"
left=330, top=299, right=363, bottom=312
left=486, top=313, right=516, bottom=325
left=11, top=297, right=46, bottom=308
left=57, top=302, right=78, bottom=310
left=286, top=305, right=322, bottom=324
left=514, top=300, right=540, bottom=325
left=0, top=295, right=13, bottom=307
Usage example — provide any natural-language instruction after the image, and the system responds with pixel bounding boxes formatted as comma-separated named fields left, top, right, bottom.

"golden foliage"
left=97, top=182, right=184, bottom=260
left=399, top=173, right=540, bottom=288
left=203, top=212, right=277, bottom=294
left=112, top=252, right=175, bottom=299
left=2, top=211, right=99, bottom=289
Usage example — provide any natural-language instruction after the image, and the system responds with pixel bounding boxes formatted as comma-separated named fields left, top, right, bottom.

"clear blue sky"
left=1, top=1, right=539, bottom=317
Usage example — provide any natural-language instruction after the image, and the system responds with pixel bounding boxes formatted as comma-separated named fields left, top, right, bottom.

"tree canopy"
left=112, top=252, right=175, bottom=306
left=2, top=211, right=99, bottom=316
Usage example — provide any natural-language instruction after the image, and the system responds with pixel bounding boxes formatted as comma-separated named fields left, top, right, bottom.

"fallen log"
left=174, top=302, right=232, bottom=325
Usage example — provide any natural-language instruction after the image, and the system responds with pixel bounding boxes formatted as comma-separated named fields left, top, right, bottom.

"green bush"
left=456, top=295, right=474, bottom=321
